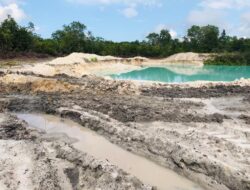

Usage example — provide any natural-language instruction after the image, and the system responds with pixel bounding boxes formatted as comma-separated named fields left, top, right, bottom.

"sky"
left=0, top=0, right=250, bottom=41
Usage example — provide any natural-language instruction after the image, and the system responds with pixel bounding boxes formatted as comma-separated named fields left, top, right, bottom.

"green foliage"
left=146, top=33, right=160, bottom=45
left=0, top=15, right=34, bottom=54
left=0, top=16, right=250, bottom=66
left=187, top=25, right=219, bottom=52
left=33, top=37, right=59, bottom=56
left=205, top=52, right=250, bottom=65
left=52, top=21, right=86, bottom=54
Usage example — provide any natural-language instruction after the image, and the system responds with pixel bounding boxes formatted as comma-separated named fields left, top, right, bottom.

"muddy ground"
left=0, top=72, right=250, bottom=190
left=0, top=114, right=151, bottom=190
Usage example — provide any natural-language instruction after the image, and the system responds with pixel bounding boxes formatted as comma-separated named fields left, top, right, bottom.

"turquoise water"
left=111, top=65, right=250, bottom=83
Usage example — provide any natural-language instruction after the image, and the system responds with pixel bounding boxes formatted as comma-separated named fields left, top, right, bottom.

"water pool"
left=17, top=113, right=203, bottom=190
left=111, top=65, right=250, bottom=83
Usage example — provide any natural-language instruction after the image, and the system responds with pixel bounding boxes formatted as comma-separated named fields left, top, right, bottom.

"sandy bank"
left=160, top=52, right=210, bottom=65
left=0, top=52, right=211, bottom=78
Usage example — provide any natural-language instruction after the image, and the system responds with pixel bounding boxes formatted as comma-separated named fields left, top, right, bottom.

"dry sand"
left=160, top=52, right=210, bottom=65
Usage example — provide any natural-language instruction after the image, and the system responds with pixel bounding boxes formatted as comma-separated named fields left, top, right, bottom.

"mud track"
left=0, top=72, right=250, bottom=190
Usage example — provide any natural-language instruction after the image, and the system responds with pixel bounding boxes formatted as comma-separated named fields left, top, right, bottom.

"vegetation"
left=0, top=15, right=250, bottom=65
left=205, top=52, right=250, bottom=65
left=90, top=57, right=98, bottom=62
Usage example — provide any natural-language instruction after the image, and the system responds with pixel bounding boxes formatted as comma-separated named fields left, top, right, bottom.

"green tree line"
left=0, top=16, right=250, bottom=64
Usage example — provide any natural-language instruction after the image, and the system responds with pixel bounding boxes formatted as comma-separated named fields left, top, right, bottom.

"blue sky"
left=0, top=0, right=250, bottom=41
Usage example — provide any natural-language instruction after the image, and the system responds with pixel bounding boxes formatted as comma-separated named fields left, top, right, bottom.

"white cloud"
left=169, top=29, right=177, bottom=39
left=67, top=0, right=161, bottom=18
left=121, top=6, right=138, bottom=18
left=154, top=24, right=178, bottom=38
left=238, top=12, right=250, bottom=37
left=187, top=0, right=250, bottom=37
left=200, top=0, right=250, bottom=9
left=187, top=9, right=227, bottom=27
left=67, top=0, right=161, bottom=6
left=0, top=2, right=26, bottom=22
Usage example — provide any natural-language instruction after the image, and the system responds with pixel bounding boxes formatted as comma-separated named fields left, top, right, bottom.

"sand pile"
left=49, top=53, right=119, bottom=65
left=161, top=52, right=210, bottom=65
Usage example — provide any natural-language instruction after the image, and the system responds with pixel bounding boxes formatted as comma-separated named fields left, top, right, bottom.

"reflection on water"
left=17, top=113, right=203, bottom=190
left=111, top=65, right=250, bottom=83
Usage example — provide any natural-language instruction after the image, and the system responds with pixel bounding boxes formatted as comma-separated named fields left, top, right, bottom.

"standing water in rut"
left=111, top=65, right=250, bottom=83
left=17, top=113, right=203, bottom=190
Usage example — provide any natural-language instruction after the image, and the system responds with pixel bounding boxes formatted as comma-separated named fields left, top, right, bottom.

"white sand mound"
left=50, top=53, right=120, bottom=65
left=161, top=52, right=210, bottom=64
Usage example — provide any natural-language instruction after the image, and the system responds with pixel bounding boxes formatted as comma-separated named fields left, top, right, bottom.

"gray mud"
left=0, top=114, right=152, bottom=190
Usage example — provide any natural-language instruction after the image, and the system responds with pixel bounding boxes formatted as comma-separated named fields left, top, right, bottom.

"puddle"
left=17, top=113, right=203, bottom=190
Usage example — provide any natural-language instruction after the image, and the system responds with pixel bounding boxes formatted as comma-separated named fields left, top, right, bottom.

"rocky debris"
left=141, top=85, right=250, bottom=98
left=0, top=114, right=34, bottom=140
left=77, top=75, right=139, bottom=95
left=0, top=71, right=4, bottom=76
left=244, top=96, right=250, bottom=103
left=239, top=115, right=250, bottom=124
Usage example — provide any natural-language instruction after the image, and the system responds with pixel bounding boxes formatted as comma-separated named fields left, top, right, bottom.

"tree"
left=146, top=33, right=160, bottom=45
left=52, top=21, right=87, bottom=53
left=187, top=25, right=202, bottom=52
left=187, top=25, right=219, bottom=52
left=218, top=29, right=230, bottom=51
left=200, top=25, right=219, bottom=52
left=0, top=16, right=250, bottom=61
left=159, top=29, right=172, bottom=46
left=0, top=15, right=19, bottom=51
left=0, top=15, right=34, bottom=53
